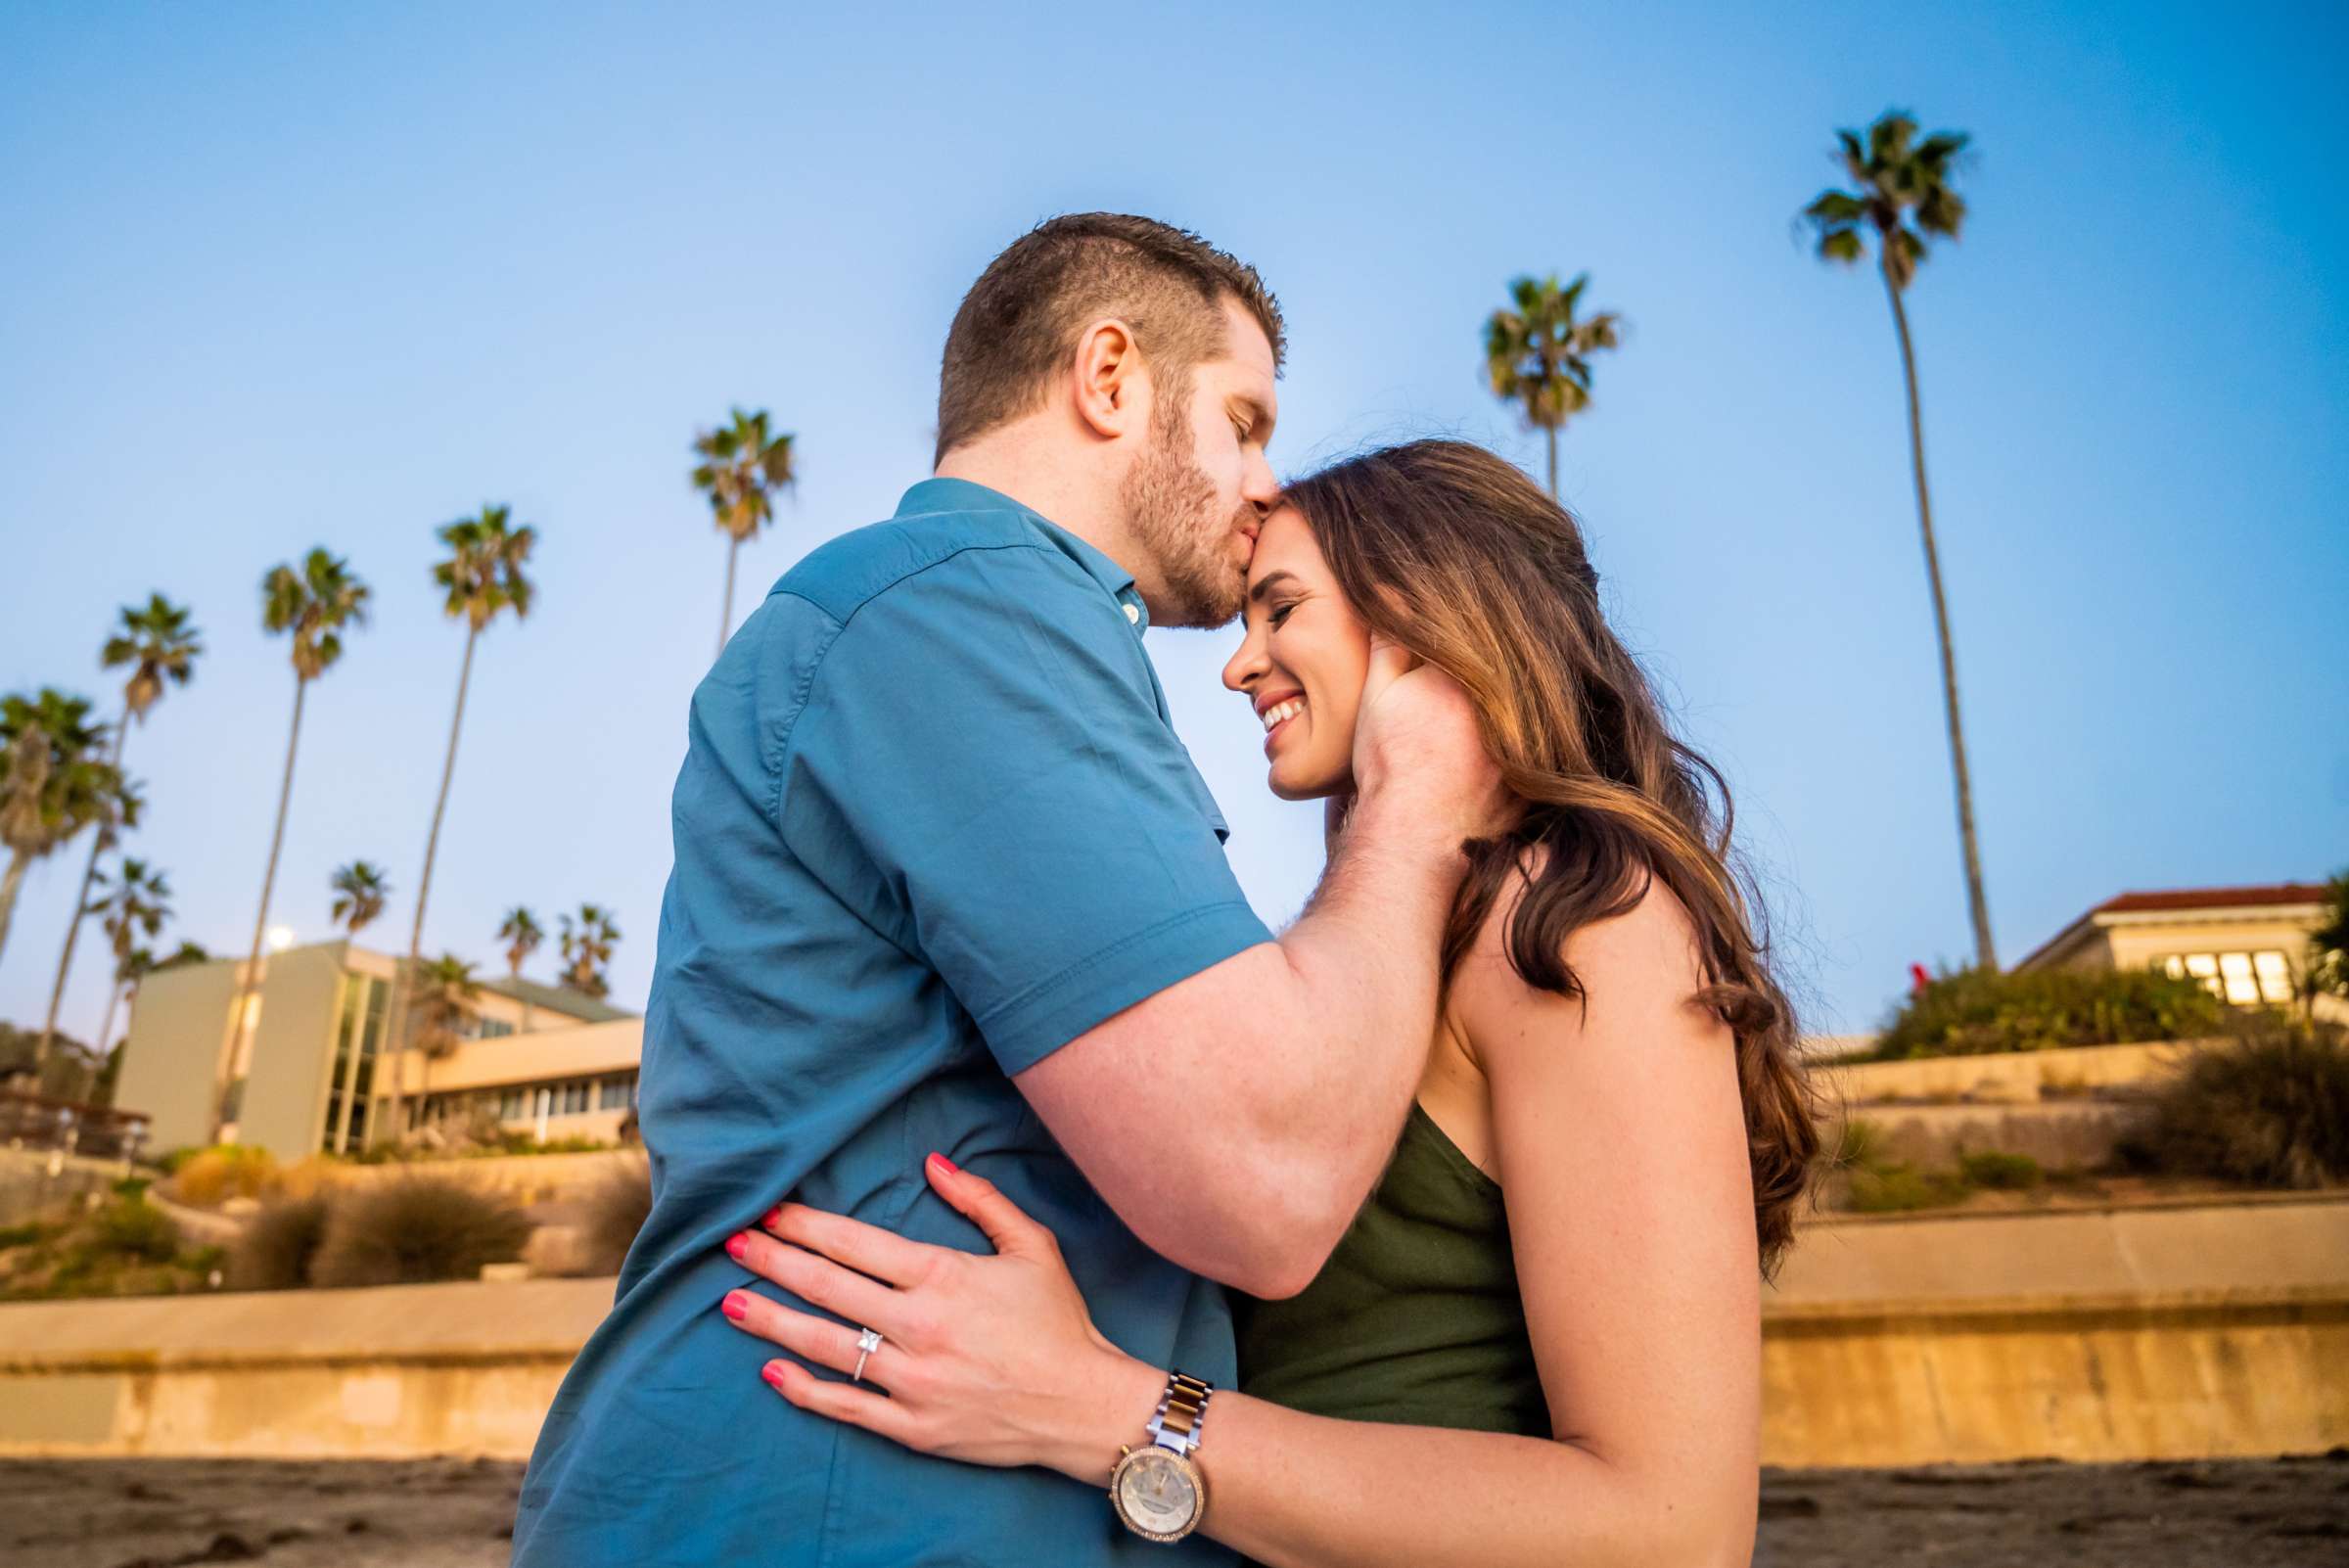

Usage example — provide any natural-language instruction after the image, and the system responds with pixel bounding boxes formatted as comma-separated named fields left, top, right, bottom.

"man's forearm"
left=1236, top=796, right=1468, bottom=1268
left=1014, top=800, right=1475, bottom=1298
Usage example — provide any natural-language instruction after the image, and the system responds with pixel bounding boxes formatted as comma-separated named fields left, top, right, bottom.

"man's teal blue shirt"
left=513, top=480, right=1267, bottom=1567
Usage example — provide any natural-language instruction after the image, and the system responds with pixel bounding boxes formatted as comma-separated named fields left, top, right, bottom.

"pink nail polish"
left=725, top=1232, right=748, bottom=1261
left=720, top=1291, right=747, bottom=1321
left=761, top=1362, right=787, bottom=1389
left=930, top=1152, right=959, bottom=1176
left=763, top=1207, right=784, bottom=1229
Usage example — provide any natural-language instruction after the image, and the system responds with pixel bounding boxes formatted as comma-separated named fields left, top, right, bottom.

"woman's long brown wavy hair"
left=1281, top=439, right=1820, bottom=1276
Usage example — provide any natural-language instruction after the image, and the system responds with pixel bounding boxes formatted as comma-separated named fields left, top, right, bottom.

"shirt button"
left=1124, top=603, right=1141, bottom=624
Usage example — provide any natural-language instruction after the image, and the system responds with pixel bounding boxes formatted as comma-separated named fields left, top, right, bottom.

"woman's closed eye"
left=1267, top=599, right=1299, bottom=629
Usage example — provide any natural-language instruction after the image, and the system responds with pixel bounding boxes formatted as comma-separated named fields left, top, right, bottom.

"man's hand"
left=1350, top=640, right=1509, bottom=853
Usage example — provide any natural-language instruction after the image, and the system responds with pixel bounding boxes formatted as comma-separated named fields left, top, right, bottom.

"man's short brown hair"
left=935, top=213, right=1285, bottom=464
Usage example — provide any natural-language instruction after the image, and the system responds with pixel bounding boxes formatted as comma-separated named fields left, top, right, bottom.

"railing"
left=0, top=1092, right=152, bottom=1162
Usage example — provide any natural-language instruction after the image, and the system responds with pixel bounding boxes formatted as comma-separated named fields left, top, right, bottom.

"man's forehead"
left=1216, top=296, right=1279, bottom=393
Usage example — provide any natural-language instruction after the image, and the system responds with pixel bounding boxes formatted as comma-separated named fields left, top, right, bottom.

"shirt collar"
left=894, top=477, right=1150, bottom=634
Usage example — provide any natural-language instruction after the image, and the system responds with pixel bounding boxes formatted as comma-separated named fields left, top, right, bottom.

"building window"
left=599, top=1075, right=637, bottom=1111
left=2160, top=950, right=2296, bottom=1005
left=498, top=1088, right=526, bottom=1121
left=478, top=1019, right=515, bottom=1039
left=562, top=1081, right=590, bottom=1116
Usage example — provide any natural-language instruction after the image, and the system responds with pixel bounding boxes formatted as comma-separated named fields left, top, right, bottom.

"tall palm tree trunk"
left=1544, top=426, right=1559, bottom=500
left=216, top=672, right=307, bottom=1136
left=383, top=623, right=478, bottom=1143
left=718, top=533, right=741, bottom=661
left=0, top=849, right=30, bottom=967
left=97, top=979, right=126, bottom=1060
left=1883, top=262, right=1996, bottom=971
left=33, top=722, right=128, bottom=1070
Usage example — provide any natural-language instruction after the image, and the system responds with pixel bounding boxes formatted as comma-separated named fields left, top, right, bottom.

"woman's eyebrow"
left=1248, top=569, right=1301, bottom=604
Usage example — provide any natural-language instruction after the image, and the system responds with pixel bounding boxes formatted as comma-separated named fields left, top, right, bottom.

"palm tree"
left=382, top=504, right=536, bottom=1142
left=1801, top=109, right=1994, bottom=970
left=0, top=689, right=120, bottom=973
left=692, top=409, right=798, bottom=659
left=410, top=952, right=483, bottom=1114
left=1484, top=273, right=1624, bottom=498
left=498, top=905, right=544, bottom=1032
left=217, top=549, right=370, bottom=1134
left=90, top=856, right=170, bottom=1054
left=559, top=903, right=620, bottom=999
left=329, top=860, right=391, bottom=937
left=35, top=595, right=201, bottom=1065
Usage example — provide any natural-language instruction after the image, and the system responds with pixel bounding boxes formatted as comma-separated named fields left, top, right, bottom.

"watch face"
left=1114, top=1448, right=1200, bottom=1539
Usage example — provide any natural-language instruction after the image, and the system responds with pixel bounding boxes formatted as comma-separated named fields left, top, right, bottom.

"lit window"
left=2253, top=950, right=2296, bottom=1003
left=2218, top=952, right=2258, bottom=1004
left=2160, top=950, right=2297, bottom=1007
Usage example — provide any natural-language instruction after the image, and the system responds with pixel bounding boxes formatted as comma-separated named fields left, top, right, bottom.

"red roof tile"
left=2094, top=884, right=2329, bottom=915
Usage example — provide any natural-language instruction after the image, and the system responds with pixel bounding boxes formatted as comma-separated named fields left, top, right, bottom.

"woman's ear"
left=1070, top=317, right=1143, bottom=441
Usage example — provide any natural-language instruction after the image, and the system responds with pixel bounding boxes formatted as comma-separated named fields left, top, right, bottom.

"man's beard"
left=1120, top=405, right=1251, bottom=629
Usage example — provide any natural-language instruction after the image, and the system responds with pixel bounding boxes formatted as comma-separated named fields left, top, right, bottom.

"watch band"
left=1144, top=1369, right=1214, bottom=1457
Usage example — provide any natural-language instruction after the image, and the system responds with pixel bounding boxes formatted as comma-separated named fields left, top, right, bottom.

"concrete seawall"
left=5, top=1194, right=2344, bottom=1467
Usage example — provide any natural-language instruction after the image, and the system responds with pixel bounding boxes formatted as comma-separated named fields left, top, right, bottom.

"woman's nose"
left=1222, top=626, right=1267, bottom=693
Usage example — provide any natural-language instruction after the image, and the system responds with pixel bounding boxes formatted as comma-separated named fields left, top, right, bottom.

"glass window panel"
left=2218, top=951, right=2259, bottom=1004
left=2253, top=951, right=2295, bottom=1003
left=2161, top=955, right=2186, bottom=980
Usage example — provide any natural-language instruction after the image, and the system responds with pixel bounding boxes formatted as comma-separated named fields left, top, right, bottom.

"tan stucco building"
left=114, top=941, right=640, bottom=1158
left=2012, top=882, right=2343, bottom=1021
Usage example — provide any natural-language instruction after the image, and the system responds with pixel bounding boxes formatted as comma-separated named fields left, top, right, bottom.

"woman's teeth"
left=1260, top=697, right=1305, bottom=732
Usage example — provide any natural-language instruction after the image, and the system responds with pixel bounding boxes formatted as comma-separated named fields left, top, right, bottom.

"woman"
left=715, top=439, right=1819, bottom=1566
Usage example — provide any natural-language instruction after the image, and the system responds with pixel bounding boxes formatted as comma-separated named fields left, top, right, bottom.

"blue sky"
left=3, top=0, right=2344, bottom=1052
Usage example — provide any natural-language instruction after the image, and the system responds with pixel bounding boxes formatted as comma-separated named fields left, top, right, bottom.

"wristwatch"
left=1109, top=1369, right=1214, bottom=1543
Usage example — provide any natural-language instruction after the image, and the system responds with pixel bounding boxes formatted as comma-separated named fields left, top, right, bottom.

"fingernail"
left=761, top=1362, right=787, bottom=1390
left=929, top=1152, right=959, bottom=1176
left=720, top=1291, right=747, bottom=1321
left=762, top=1207, right=784, bottom=1229
left=725, top=1232, right=748, bottom=1261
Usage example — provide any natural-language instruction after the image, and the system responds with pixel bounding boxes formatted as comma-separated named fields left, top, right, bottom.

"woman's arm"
left=723, top=882, right=1760, bottom=1568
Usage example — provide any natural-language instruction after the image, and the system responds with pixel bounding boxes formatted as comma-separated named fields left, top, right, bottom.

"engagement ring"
left=852, top=1326, right=884, bottom=1382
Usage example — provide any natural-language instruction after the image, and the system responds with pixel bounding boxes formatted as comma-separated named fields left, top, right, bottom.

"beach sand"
left=4, top=1453, right=2346, bottom=1566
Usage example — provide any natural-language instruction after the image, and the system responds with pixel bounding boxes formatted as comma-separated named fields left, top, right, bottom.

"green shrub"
left=2117, top=1017, right=2349, bottom=1188
left=228, top=1194, right=335, bottom=1291
left=1958, top=1150, right=2043, bottom=1190
left=89, top=1197, right=179, bottom=1264
left=308, top=1177, right=531, bottom=1288
left=0, top=1221, right=55, bottom=1251
left=575, top=1157, right=652, bottom=1276
left=1873, top=966, right=2229, bottom=1060
left=1846, top=1163, right=1972, bottom=1213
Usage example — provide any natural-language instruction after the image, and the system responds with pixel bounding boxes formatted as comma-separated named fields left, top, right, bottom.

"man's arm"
left=1016, top=653, right=1497, bottom=1299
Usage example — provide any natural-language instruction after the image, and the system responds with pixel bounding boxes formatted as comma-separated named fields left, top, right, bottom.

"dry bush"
left=309, top=1177, right=531, bottom=1288
left=227, top=1194, right=335, bottom=1291
left=168, top=1145, right=279, bottom=1207
left=576, top=1156, right=652, bottom=1276
left=271, top=1155, right=345, bottom=1201
left=2118, top=1016, right=2349, bottom=1188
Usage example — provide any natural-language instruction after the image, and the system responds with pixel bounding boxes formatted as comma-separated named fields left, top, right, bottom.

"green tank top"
left=1233, top=1100, right=1551, bottom=1437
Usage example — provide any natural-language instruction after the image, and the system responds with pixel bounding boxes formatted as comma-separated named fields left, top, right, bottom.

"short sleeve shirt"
left=512, top=479, right=1267, bottom=1567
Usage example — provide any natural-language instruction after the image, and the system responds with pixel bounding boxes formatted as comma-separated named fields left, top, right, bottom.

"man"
left=513, top=214, right=1498, bottom=1566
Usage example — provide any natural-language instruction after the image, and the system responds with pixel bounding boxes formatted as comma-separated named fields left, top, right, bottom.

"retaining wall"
left=4, top=1194, right=2344, bottom=1467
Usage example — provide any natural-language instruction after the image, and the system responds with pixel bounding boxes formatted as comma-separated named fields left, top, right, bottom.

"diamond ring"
left=852, top=1326, right=884, bottom=1383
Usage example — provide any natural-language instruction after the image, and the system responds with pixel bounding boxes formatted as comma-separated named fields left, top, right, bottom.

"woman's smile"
left=1257, top=690, right=1306, bottom=755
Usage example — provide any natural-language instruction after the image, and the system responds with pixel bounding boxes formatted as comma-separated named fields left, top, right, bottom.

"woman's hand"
left=718, top=1153, right=1167, bottom=1484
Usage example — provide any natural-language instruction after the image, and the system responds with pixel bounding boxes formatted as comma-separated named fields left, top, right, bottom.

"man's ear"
left=1070, top=317, right=1146, bottom=441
